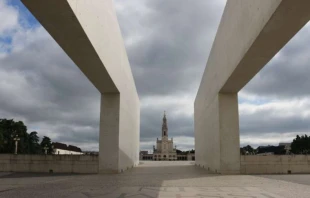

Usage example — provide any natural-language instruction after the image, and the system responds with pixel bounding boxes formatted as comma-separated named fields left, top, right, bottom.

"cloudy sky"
left=1, top=0, right=310, bottom=152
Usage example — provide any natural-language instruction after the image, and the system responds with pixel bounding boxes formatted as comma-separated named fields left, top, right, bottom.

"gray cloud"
left=0, top=18, right=100, bottom=149
left=115, top=0, right=226, bottom=96
left=0, top=34, right=100, bottom=125
left=242, top=22, right=310, bottom=99
left=238, top=22, right=310, bottom=139
left=240, top=109, right=310, bottom=135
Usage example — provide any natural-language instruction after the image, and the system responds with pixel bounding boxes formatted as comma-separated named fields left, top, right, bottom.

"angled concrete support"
left=195, top=0, right=310, bottom=174
left=22, top=0, right=140, bottom=173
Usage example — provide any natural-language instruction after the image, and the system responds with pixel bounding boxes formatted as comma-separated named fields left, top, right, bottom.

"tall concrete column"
left=218, top=93, right=240, bottom=174
left=99, top=93, right=120, bottom=173
left=195, top=93, right=240, bottom=174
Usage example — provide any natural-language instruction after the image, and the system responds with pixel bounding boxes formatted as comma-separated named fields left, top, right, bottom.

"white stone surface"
left=53, top=148, right=83, bottom=155
left=195, top=0, right=310, bottom=174
left=21, top=0, right=140, bottom=173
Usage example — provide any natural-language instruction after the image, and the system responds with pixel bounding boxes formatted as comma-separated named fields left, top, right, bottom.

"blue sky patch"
left=7, top=0, right=39, bottom=28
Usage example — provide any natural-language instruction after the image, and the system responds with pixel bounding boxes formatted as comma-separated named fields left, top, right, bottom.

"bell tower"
left=162, top=111, right=168, bottom=138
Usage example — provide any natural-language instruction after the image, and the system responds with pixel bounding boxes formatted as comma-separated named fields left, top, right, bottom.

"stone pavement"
left=0, top=161, right=310, bottom=197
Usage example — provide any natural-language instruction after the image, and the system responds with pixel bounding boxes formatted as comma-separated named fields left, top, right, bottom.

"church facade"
left=153, top=112, right=177, bottom=161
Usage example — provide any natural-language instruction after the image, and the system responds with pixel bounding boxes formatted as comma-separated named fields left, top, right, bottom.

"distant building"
left=140, top=151, right=153, bottom=160
left=52, top=142, right=84, bottom=155
left=153, top=112, right=177, bottom=161
left=139, top=112, right=195, bottom=161
left=83, top=151, right=99, bottom=156
left=279, top=143, right=291, bottom=154
left=140, top=151, right=148, bottom=155
left=177, top=153, right=195, bottom=161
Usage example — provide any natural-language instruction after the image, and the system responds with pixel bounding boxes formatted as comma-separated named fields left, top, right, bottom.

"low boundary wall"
left=0, top=154, right=98, bottom=173
left=2, top=154, right=309, bottom=174
left=241, top=155, right=310, bottom=174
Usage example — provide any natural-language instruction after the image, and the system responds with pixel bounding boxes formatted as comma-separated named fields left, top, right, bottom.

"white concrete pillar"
left=99, top=93, right=120, bottom=173
left=218, top=93, right=240, bottom=174
left=195, top=93, right=240, bottom=174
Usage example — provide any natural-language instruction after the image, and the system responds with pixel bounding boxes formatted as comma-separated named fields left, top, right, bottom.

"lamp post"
left=13, top=135, right=20, bottom=155
left=43, top=144, right=49, bottom=155
left=51, top=145, right=55, bottom=155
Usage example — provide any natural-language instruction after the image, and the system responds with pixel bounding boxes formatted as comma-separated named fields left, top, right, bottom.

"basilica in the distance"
left=139, top=112, right=195, bottom=161
left=153, top=112, right=177, bottom=161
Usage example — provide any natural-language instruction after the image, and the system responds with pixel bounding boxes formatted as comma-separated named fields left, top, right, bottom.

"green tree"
left=27, top=131, right=41, bottom=154
left=240, top=145, right=255, bottom=155
left=40, top=136, right=53, bottom=154
left=0, top=119, right=46, bottom=154
left=291, top=134, right=310, bottom=154
left=0, top=119, right=28, bottom=154
left=0, top=131, right=4, bottom=151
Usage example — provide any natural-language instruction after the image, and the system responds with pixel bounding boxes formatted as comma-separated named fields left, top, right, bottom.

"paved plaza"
left=0, top=161, right=310, bottom=197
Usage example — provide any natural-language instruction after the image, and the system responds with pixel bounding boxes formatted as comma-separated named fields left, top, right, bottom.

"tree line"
left=176, top=149, right=195, bottom=154
left=291, top=135, right=310, bottom=154
left=240, top=134, right=310, bottom=155
left=0, top=119, right=53, bottom=154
